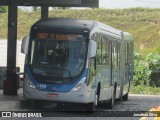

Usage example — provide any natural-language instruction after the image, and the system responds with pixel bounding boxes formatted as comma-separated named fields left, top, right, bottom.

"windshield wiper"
left=63, top=68, right=73, bottom=82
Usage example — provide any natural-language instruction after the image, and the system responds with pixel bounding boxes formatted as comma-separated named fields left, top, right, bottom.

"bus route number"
left=37, top=84, right=47, bottom=89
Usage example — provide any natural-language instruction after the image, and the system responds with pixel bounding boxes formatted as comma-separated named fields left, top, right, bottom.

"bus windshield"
left=28, top=34, right=87, bottom=84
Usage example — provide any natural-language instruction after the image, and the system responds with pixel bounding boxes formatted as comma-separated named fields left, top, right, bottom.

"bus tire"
left=86, top=90, right=99, bottom=112
left=86, top=102, right=95, bottom=112
left=122, top=93, right=128, bottom=101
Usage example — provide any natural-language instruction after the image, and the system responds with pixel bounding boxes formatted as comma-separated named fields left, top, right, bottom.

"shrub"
left=133, top=52, right=160, bottom=87
left=146, top=53, right=160, bottom=87
left=133, top=52, right=151, bottom=86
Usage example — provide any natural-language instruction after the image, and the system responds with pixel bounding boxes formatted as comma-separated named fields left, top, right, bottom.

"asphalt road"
left=0, top=93, right=160, bottom=120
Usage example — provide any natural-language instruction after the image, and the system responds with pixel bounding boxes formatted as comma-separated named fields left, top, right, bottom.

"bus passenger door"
left=112, top=42, right=122, bottom=99
left=116, top=43, right=121, bottom=99
left=111, top=41, right=118, bottom=86
left=124, top=42, right=130, bottom=94
left=112, top=41, right=119, bottom=83
left=88, top=34, right=101, bottom=88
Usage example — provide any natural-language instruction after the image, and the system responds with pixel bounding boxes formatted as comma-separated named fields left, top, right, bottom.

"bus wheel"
left=86, top=92, right=98, bottom=112
left=122, top=93, right=128, bottom=101
left=86, top=102, right=95, bottom=112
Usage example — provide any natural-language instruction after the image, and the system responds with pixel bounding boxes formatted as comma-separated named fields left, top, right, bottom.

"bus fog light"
left=70, top=77, right=86, bottom=92
left=25, top=74, right=36, bottom=89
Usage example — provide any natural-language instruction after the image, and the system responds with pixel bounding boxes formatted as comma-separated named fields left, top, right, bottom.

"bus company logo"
left=2, top=112, right=11, bottom=117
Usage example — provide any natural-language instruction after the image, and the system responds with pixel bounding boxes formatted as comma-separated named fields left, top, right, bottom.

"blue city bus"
left=21, top=18, right=134, bottom=112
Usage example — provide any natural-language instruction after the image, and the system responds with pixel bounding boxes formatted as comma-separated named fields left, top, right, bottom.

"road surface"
left=0, top=92, right=160, bottom=120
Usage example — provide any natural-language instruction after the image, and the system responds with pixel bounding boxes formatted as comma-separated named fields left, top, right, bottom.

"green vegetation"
left=0, top=8, right=160, bottom=94
left=130, top=85, right=160, bottom=95
left=133, top=52, right=151, bottom=86
left=0, top=10, right=41, bottom=39
left=1, top=8, right=160, bottom=54
left=131, top=52, right=160, bottom=95
left=0, top=6, right=7, bottom=13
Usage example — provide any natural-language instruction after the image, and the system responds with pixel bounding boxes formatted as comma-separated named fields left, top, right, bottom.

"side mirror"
left=21, top=36, right=29, bottom=54
left=88, top=40, right=97, bottom=58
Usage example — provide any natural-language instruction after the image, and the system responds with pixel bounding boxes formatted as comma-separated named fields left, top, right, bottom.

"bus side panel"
left=96, top=66, right=112, bottom=101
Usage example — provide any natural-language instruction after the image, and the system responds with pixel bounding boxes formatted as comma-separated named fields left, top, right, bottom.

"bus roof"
left=31, top=18, right=131, bottom=38
left=97, top=22, right=122, bottom=36
left=31, top=18, right=96, bottom=33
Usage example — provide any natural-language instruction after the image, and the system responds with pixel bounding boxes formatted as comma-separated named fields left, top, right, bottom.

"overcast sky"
left=99, top=0, right=160, bottom=9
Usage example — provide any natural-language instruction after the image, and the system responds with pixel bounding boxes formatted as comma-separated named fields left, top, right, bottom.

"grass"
left=130, top=85, right=160, bottom=95
left=1, top=8, right=160, bottom=56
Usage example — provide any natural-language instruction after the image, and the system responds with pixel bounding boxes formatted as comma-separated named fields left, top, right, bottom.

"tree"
left=0, top=6, right=7, bottom=13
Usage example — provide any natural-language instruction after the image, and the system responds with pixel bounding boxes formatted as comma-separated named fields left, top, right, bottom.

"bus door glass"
left=125, top=42, right=129, bottom=83
left=117, top=43, right=121, bottom=88
left=101, top=36, right=110, bottom=88
left=112, top=41, right=118, bottom=85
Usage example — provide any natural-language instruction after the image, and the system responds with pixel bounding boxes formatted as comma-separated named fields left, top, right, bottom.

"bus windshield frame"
left=27, top=32, right=88, bottom=84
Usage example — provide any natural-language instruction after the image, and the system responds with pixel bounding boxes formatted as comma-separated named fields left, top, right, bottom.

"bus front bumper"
left=23, top=81, right=95, bottom=104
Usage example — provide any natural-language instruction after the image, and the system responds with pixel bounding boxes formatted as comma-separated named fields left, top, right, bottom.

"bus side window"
left=102, top=36, right=109, bottom=66
left=125, top=43, right=129, bottom=66
left=90, top=58, right=96, bottom=75
left=94, top=34, right=101, bottom=65
left=90, top=33, right=97, bottom=70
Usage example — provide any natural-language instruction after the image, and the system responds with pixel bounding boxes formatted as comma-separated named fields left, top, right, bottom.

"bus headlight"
left=70, top=77, right=86, bottom=92
left=25, top=74, right=36, bottom=89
